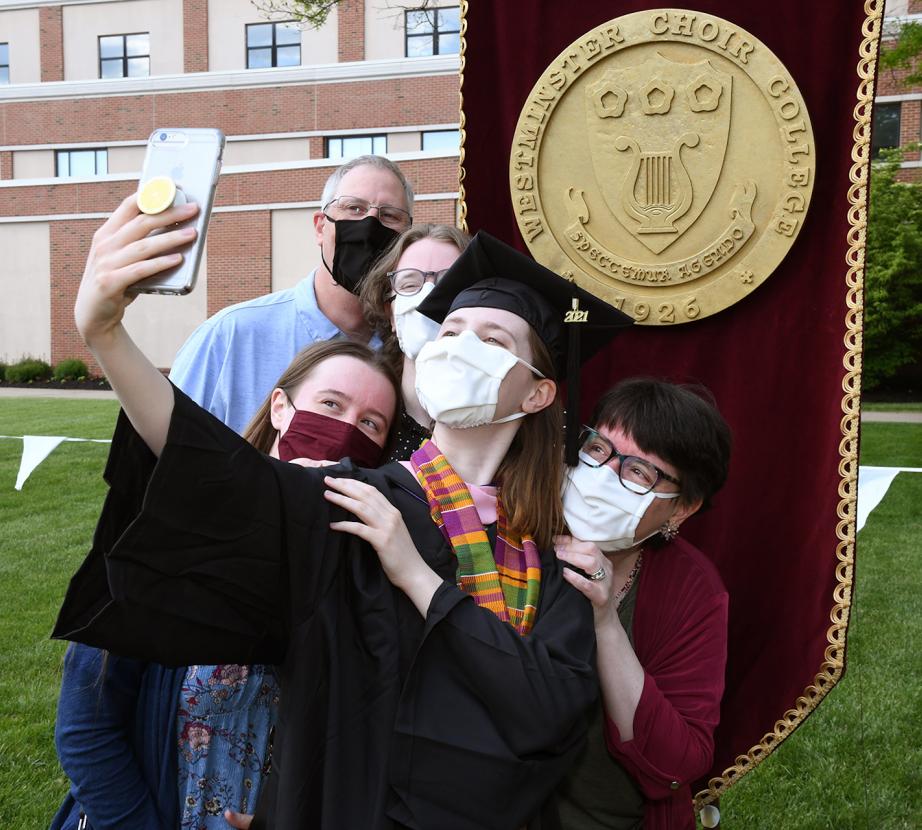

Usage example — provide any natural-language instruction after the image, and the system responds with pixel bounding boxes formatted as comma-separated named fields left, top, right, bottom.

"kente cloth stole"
left=410, top=439, right=541, bottom=636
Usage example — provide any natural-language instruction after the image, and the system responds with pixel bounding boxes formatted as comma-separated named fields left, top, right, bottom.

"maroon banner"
left=459, top=0, right=876, bottom=804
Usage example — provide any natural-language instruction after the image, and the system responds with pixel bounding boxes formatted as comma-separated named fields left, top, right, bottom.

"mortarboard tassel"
left=565, top=298, right=583, bottom=467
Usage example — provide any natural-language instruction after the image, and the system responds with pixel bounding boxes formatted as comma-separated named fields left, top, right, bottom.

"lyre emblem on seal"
left=614, top=132, right=699, bottom=235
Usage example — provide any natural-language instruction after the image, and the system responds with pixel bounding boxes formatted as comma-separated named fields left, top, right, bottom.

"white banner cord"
left=2, top=435, right=920, bottom=524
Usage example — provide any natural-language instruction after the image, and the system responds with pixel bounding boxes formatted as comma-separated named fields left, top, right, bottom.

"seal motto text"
left=510, top=9, right=815, bottom=325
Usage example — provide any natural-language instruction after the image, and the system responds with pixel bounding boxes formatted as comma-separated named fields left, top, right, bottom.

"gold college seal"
left=510, top=10, right=815, bottom=324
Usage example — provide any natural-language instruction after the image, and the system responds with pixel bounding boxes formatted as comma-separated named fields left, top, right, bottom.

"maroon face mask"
left=277, top=409, right=385, bottom=468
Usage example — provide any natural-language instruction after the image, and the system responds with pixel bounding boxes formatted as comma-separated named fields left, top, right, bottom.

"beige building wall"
left=208, top=0, right=337, bottom=73
left=107, top=145, right=146, bottom=174
left=365, top=0, right=457, bottom=61
left=0, top=222, right=51, bottom=363
left=0, top=8, right=42, bottom=84
left=224, top=137, right=310, bottom=166
left=63, top=0, right=184, bottom=81
left=12, top=149, right=54, bottom=179
left=365, top=0, right=404, bottom=61
left=387, top=131, right=420, bottom=153
left=122, top=248, right=209, bottom=369
left=271, top=209, right=320, bottom=292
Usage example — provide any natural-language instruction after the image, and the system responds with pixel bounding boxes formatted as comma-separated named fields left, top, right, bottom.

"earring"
left=660, top=519, right=680, bottom=542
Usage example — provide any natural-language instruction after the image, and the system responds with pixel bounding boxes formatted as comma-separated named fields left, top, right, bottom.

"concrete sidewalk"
left=861, top=410, right=922, bottom=423
left=0, top=387, right=116, bottom=400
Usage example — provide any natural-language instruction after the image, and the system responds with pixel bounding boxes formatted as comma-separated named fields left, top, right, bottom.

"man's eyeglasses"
left=387, top=268, right=449, bottom=296
left=323, top=195, right=412, bottom=231
left=577, top=426, right=681, bottom=496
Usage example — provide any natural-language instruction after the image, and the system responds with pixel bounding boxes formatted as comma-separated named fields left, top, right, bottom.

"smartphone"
left=135, top=128, right=225, bottom=295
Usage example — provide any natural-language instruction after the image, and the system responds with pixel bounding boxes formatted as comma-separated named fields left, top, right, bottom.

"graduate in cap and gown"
left=54, top=194, right=632, bottom=829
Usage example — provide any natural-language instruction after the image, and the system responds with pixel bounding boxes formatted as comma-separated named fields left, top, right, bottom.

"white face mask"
left=414, top=329, right=543, bottom=429
left=562, top=454, right=679, bottom=551
left=393, top=283, right=442, bottom=360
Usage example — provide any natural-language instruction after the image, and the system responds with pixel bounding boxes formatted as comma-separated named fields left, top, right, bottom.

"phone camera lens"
left=159, top=132, right=167, bottom=141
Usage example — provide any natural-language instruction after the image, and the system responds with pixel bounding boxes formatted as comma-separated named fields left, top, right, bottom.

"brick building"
left=876, top=0, right=922, bottom=175
left=0, top=0, right=460, bottom=371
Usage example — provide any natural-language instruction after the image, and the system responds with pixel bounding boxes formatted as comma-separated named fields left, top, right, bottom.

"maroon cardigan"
left=604, top=538, right=728, bottom=830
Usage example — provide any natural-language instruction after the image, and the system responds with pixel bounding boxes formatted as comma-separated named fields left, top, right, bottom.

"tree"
left=252, top=0, right=435, bottom=29
left=252, top=0, right=343, bottom=29
left=861, top=18, right=922, bottom=391
left=864, top=148, right=922, bottom=390
left=879, top=20, right=922, bottom=84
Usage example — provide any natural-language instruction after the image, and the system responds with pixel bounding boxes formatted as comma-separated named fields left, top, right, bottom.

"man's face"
left=314, top=165, right=410, bottom=279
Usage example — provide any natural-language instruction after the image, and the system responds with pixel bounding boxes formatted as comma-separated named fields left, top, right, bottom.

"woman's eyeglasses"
left=577, top=426, right=681, bottom=496
left=387, top=268, right=450, bottom=296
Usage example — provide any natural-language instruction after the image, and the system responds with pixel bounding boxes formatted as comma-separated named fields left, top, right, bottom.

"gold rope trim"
left=457, top=0, right=469, bottom=233
left=693, top=0, right=880, bottom=810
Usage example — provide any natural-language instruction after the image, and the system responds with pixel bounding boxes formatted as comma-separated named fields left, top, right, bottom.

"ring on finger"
left=588, top=566, right=607, bottom=581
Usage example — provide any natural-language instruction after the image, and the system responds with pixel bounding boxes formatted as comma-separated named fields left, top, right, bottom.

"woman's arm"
left=55, top=644, right=165, bottom=830
left=557, top=535, right=728, bottom=797
left=74, top=194, right=200, bottom=455
left=555, top=535, right=646, bottom=739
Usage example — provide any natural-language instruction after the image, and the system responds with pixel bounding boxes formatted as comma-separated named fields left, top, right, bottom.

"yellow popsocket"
left=137, top=176, right=186, bottom=215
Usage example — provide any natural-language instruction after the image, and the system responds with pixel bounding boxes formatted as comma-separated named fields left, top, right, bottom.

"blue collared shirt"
left=170, top=272, right=345, bottom=435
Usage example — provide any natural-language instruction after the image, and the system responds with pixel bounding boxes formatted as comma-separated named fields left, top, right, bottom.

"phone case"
left=135, top=128, right=225, bottom=295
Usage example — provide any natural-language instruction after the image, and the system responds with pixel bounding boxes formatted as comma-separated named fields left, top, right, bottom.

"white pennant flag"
left=856, top=465, right=922, bottom=534
left=15, top=435, right=67, bottom=490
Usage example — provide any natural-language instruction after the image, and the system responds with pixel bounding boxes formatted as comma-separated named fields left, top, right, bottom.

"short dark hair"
left=590, top=378, right=732, bottom=510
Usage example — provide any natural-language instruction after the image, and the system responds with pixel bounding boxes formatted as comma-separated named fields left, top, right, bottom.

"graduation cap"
left=416, top=231, right=634, bottom=465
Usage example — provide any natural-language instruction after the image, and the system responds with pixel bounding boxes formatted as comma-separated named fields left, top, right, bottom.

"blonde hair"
left=242, top=340, right=402, bottom=458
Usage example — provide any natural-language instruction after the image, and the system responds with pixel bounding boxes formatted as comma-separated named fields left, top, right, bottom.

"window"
left=0, top=43, right=9, bottom=85
left=56, top=149, right=108, bottom=177
left=246, top=22, right=301, bottom=69
left=872, top=102, right=901, bottom=159
left=422, top=129, right=460, bottom=152
left=405, top=7, right=460, bottom=57
left=99, top=33, right=150, bottom=79
left=326, top=134, right=387, bottom=160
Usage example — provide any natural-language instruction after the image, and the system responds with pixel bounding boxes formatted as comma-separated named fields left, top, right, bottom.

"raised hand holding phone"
left=74, top=194, right=197, bottom=455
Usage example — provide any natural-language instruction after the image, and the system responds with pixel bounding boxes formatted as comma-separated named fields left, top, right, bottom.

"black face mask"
left=321, top=215, right=399, bottom=294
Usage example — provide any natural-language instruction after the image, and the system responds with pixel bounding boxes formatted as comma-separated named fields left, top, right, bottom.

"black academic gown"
left=53, top=387, right=598, bottom=830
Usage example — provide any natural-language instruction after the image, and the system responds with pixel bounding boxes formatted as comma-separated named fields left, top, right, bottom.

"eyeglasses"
left=387, top=267, right=450, bottom=296
left=577, top=426, right=681, bottom=496
left=323, top=195, right=412, bottom=231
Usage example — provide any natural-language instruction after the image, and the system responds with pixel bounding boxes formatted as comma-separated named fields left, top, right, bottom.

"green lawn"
left=0, top=399, right=120, bottom=827
left=0, top=398, right=919, bottom=827
left=720, top=420, right=922, bottom=829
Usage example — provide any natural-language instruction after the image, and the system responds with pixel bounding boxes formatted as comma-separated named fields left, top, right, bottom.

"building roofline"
left=0, top=55, right=460, bottom=102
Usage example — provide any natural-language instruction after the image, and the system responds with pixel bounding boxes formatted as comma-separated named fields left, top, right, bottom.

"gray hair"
left=320, top=155, right=415, bottom=215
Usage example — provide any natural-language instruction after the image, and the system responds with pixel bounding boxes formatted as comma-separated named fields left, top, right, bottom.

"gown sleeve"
left=54, top=644, right=164, bottom=830
left=387, top=552, right=598, bottom=830
left=52, top=385, right=323, bottom=667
